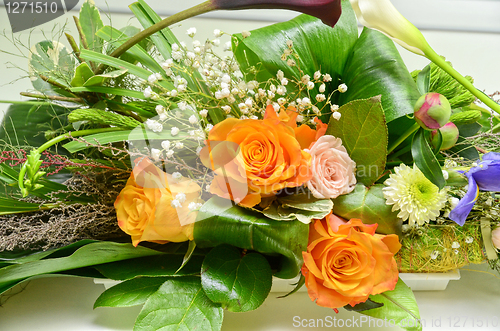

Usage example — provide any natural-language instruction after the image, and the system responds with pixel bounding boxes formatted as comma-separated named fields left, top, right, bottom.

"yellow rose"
left=114, top=158, right=201, bottom=246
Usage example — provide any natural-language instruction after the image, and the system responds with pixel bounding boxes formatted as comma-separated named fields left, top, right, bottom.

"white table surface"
left=0, top=263, right=499, bottom=331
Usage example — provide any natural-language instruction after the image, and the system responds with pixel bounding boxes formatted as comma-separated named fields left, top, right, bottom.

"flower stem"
left=425, top=49, right=500, bottom=115
left=18, top=127, right=127, bottom=196
left=387, top=122, right=420, bottom=154
left=94, top=1, right=215, bottom=75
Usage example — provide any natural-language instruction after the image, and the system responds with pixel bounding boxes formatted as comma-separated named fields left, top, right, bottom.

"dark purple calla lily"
left=449, top=152, right=500, bottom=226
left=211, top=0, right=342, bottom=27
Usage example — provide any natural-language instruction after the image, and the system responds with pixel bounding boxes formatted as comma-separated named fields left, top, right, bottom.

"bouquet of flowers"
left=1, top=0, right=499, bottom=330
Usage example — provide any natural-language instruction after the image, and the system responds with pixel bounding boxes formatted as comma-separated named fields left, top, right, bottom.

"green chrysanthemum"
left=383, top=164, right=447, bottom=226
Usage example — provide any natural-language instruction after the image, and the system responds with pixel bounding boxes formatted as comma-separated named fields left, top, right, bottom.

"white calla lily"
left=350, top=0, right=431, bottom=56
left=349, top=0, right=500, bottom=115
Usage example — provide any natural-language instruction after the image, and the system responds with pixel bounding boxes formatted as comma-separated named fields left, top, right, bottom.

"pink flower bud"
left=414, top=92, right=451, bottom=130
left=431, top=122, right=459, bottom=150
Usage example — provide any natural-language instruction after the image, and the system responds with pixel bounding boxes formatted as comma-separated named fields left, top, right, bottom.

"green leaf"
left=62, top=127, right=189, bottom=153
left=416, top=64, right=431, bottom=95
left=261, top=193, right=332, bottom=223
left=194, top=197, right=308, bottom=279
left=96, top=254, right=204, bottom=280
left=340, top=28, right=420, bottom=124
left=448, top=123, right=481, bottom=161
left=359, top=279, right=422, bottom=331
left=83, top=69, right=128, bottom=87
left=344, top=298, right=384, bottom=312
left=201, top=244, right=272, bottom=312
left=28, top=40, right=76, bottom=95
left=79, top=49, right=153, bottom=83
left=0, top=242, right=163, bottom=288
left=134, top=276, right=223, bottom=331
left=71, top=62, right=95, bottom=87
left=70, top=86, right=146, bottom=99
left=0, top=239, right=97, bottom=262
left=332, top=184, right=402, bottom=235
left=325, top=96, right=388, bottom=187
left=94, top=277, right=168, bottom=308
left=176, top=240, right=197, bottom=274
left=79, top=0, right=104, bottom=53
left=233, top=1, right=358, bottom=120
left=411, top=128, right=445, bottom=190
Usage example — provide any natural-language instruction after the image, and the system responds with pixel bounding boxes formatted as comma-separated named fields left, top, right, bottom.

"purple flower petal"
left=449, top=173, right=479, bottom=226
left=210, top=0, right=342, bottom=27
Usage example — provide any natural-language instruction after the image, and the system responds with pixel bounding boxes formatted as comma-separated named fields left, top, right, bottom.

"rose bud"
left=431, top=122, right=459, bottom=150
left=414, top=92, right=451, bottom=130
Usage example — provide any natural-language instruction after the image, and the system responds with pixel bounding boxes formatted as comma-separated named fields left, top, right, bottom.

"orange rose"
left=302, top=214, right=401, bottom=309
left=114, top=158, right=201, bottom=246
left=200, top=107, right=313, bottom=208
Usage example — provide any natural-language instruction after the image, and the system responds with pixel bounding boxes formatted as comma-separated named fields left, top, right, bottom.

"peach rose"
left=200, top=107, right=312, bottom=208
left=302, top=215, right=401, bottom=309
left=114, top=158, right=201, bottom=246
left=305, top=135, right=356, bottom=199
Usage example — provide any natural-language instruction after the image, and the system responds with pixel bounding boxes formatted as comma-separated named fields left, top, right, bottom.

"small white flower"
left=314, top=70, right=321, bottom=80
left=151, top=148, right=161, bottom=161
left=450, top=197, right=460, bottom=209
left=175, top=142, right=184, bottom=149
left=205, top=184, right=211, bottom=192
left=199, top=109, right=208, bottom=117
left=224, top=41, right=232, bottom=51
left=307, top=81, right=315, bottom=90
left=172, top=43, right=179, bottom=52
left=178, top=101, right=188, bottom=111
left=171, top=199, right=182, bottom=208
left=186, top=51, right=195, bottom=60
left=143, top=86, right=153, bottom=98
left=454, top=249, right=459, bottom=255
left=276, top=86, right=286, bottom=95
left=330, top=104, right=339, bottom=112
left=221, top=105, right=231, bottom=114
left=319, top=83, right=326, bottom=93
left=189, top=115, right=198, bottom=124
left=155, top=73, right=162, bottom=80
left=301, top=97, right=311, bottom=106
left=277, top=98, right=286, bottom=105
left=245, top=98, right=253, bottom=107
left=213, top=29, right=222, bottom=38
left=221, top=74, right=231, bottom=84
left=301, top=75, right=310, bottom=84
left=338, top=83, right=348, bottom=93
left=175, top=192, right=187, bottom=203
left=442, top=170, right=449, bottom=180
left=451, top=242, right=460, bottom=249
left=148, top=74, right=157, bottom=83
left=247, top=81, right=258, bottom=90
left=287, top=59, right=296, bottom=67
left=156, top=105, right=165, bottom=115
left=205, top=124, right=214, bottom=132
left=276, top=70, right=284, bottom=80
left=161, top=140, right=171, bottom=150
left=166, top=150, right=174, bottom=158
left=171, top=127, right=180, bottom=136
left=188, top=202, right=199, bottom=211
left=192, top=40, right=201, bottom=48
left=296, top=115, right=304, bottom=122
left=286, top=40, right=293, bottom=48
left=187, top=27, right=196, bottom=37
left=161, top=59, right=174, bottom=69
left=212, top=38, right=221, bottom=47
left=430, top=250, right=440, bottom=260
left=332, top=111, right=342, bottom=120
left=171, top=51, right=183, bottom=61
left=281, top=78, right=289, bottom=86
left=242, top=30, right=251, bottom=38
left=316, top=94, right=326, bottom=102
left=465, top=236, right=474, bottom=244
left=323, top=74, right=332, bottom=82
left=145, top=119, right=163, bottom=132
left=172, top=172, right=182, bottom=180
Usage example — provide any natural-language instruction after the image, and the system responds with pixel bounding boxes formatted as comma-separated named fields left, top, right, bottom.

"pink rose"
left=492, top=226, right=500, bottom=250
left=305, top=135, right=356, bottom=199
